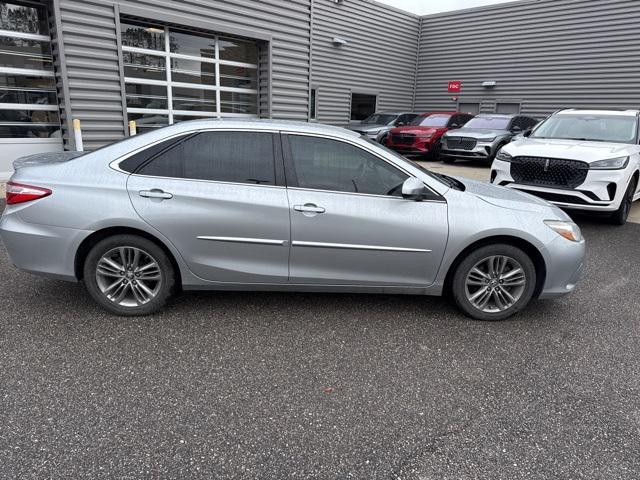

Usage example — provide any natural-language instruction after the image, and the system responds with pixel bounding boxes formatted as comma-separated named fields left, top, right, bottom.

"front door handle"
left=294, top=204, right=325, bottom=214
left=139, top=189, right=173, bottom=200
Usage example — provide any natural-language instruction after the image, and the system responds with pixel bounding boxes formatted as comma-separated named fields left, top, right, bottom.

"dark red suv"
left=386, top=112, right=475, bottom=158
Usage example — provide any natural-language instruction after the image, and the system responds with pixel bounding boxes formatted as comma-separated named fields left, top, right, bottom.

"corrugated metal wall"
left=311, top=0, right=420, bottom=126
left=54, top=0, right=313, bottom=149
left=415, top=0, right=640, bottom=119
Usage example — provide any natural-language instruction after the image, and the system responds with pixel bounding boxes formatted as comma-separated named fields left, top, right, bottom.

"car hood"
left=390, top=126, right=445, bottom=135
left=13, top=151, right=86, bottom=169
left=349, top=124, right=388, bottom=133
left=503, top=137, right=640, bottom=163
left=454, top=176, right=569, bottom=217
left=444, top=128, right=510, bottom=139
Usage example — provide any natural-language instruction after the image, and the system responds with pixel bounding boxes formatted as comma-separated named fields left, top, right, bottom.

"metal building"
left=1, top=0, right=639, bottom=179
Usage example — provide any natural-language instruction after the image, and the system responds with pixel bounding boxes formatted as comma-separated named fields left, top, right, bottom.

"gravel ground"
left=1, top=193, right=639, bottom=479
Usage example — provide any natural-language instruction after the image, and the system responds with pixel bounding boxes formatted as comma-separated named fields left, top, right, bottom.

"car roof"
left=419, top=111, right=460, bottom=117
left=556, top=108, right=640, bottom=117
left=156, top=118, right=361, bottom=138
left=474, top=113, right=519, bottom=119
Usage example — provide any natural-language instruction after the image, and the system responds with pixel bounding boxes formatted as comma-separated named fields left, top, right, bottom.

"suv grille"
left=446, top=137, right=477, bottom=150
left=390, top=133, right=415, bottom=145
left=511, top=156, right=589, bottom=189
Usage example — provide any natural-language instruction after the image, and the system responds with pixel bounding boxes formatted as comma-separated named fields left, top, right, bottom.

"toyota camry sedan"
left=0, top=120, right=585, bottom=320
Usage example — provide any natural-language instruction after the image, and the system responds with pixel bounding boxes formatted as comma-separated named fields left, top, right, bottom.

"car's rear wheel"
left=452, top=244, right=537, bottom=321
left=609, top=177, right=637, bottom=226
left=83, top=234, right=175, bottom=316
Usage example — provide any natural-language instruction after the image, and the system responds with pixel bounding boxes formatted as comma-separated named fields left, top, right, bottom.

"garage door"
left=0, top=1, right=63, bottom=180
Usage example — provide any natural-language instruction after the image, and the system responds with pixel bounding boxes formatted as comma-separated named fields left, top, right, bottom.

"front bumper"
left=0, top=208, right=90, bottom=282
left=491, top=159, right=631, bottom=212
left=539, top=234, right=586, bottom=299
left=441, top=141, right=496, bottom=160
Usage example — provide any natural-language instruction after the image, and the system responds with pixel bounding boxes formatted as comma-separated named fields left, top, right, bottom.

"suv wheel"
left=452, top=244, right=537, bottom=321
left=610, top=178, right=637, bottom=226
left=83, top=234, right=175, bottom=316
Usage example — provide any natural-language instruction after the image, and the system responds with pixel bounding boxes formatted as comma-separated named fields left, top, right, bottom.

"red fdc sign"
left=448, top=81, right=462, bottom=93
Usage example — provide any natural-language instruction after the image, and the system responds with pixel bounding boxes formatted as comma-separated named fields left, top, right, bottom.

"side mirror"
left=523, top=128, right=532, bottom=137
left=402, top=177, right=426, bottom=201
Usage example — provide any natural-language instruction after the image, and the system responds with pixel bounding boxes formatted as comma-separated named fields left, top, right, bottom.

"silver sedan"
left=0, top=120, right=585, bottom=320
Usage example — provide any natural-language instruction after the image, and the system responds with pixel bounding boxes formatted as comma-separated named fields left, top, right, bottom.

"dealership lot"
left=1, top=163, right=639, bottom=479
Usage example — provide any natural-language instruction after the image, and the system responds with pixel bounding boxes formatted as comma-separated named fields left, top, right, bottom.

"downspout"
left=411, top=15, right=422, bottom=112
left=309, top=0, right=314, bottom=121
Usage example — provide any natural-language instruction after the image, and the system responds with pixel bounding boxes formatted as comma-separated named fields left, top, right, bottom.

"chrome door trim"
left=292, top=241, right=431, bottom=253
left=286, top=186, right=447, bottom=203
left=197, top=236, right=288, bottom=246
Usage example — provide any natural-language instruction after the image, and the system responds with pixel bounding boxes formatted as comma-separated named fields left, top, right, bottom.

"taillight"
left=6, top=181, right=52, bottom=205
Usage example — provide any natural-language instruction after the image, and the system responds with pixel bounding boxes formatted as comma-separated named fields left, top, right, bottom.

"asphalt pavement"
left=1, top=196, right=639, bottom=479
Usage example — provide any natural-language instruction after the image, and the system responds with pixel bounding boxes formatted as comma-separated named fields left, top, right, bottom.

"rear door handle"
left=294, top=204, right=325, bottom=214
left=139, top=189, right=173, bottom=200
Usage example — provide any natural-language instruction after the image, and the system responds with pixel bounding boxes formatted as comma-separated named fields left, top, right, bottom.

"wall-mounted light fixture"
left=332, top=37, right=348, bottom=47
left=482, top=81, right=497, bottom=88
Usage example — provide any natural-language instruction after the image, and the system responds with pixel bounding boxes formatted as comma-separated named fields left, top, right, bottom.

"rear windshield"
left=463, top=116, right=511, bottom=130
left=531, top=114, right=638, bottom=144
left=361, top=114, right=396, bottom=125
left=410, top=114, right=451, bottom=127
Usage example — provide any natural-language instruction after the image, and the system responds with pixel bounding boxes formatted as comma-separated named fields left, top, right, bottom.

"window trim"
left=281, top=131, right=440, bottom=201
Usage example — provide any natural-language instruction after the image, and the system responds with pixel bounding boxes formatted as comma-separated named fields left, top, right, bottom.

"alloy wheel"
left=464, top=255, right=527, bottom=313
left=95, top=246, right=162, bottom=307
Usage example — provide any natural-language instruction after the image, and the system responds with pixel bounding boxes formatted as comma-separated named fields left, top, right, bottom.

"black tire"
left=429, top=141, right=442, bottom=161
left=83, top=234, right=176, bottom=316
left=451, top=244, right=537, bottom=321
left=609, top=177, right=637, bottom=226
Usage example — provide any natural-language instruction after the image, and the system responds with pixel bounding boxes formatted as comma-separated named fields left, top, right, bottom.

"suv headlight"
left=478, top=137, right=496, bottom=142
left=589, top=156, right=629, bottom=170
left=495, top=151, right=513, bottom=162
left=544, top=220, right=583, bottom=242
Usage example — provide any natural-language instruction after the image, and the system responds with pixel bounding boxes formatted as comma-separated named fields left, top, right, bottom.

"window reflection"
left=120, top=22, right=165, bottom=51
left=0, top=2, right=48, bottom=35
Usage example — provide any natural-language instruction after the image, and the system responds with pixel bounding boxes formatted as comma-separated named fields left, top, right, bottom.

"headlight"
left=589, top=156, right=629, bottom=170
left=544, top=220, right=583, bottom=242
left=367, top=129, right=381, bottom=136
left=495, top=151, right=512, bottom=162
left=478, top=137, right=496, bottom=142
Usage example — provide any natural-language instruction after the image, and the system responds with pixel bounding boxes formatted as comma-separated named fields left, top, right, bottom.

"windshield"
left=410, top=114, right=451, bottom=127
left=531, top=114, right=638, bottom=144
left=361, top=114, right=396, bottom=125
left=463, top=116, right=511, bottom=130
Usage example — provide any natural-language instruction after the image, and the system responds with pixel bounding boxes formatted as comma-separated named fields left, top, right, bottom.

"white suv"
left=491, top=109, right=640, bottom=224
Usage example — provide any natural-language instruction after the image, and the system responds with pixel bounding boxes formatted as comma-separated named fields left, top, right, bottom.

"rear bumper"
left=0, top=208, right=89, bottom=282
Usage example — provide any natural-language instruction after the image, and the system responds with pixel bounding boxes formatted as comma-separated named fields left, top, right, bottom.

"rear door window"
left=137, top=131, right=276, bottom=185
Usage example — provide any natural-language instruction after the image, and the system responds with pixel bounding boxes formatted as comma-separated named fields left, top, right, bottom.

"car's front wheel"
left=451, top=244, right=537, bottom=321
left=610, top=177, right=637, bottom=226
left=83, top=234, right=176, bottom=316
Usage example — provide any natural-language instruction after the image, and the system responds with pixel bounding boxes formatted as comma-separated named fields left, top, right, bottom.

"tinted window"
left=138, top=131, right=276, bottom=184
left=288, top=135, right=408, bottom=196
left=351, top=93, right=377, bottom=121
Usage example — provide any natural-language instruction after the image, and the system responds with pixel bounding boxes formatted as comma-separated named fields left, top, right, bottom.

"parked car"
left=491, top=109, right=640, bottom=225
left=1, top=120, right=585, bottom=321
left=386, top=112, right=474, bottom=159
left=441, top=114, right=538, bottom=164
left=349, top=112, right=419, bottom=143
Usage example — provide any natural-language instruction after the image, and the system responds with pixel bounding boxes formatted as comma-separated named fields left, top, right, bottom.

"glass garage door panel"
left=120, top=20, right=259, bottom=131
left=0, top=1, right=61, bottom=139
